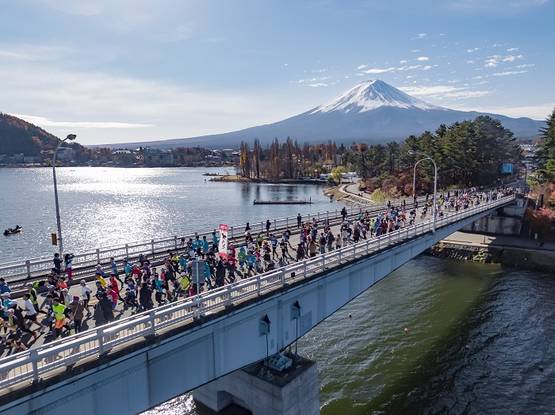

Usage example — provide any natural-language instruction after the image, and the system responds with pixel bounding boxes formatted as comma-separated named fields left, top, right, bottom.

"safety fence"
left=0, top=199, right=423, bottom=283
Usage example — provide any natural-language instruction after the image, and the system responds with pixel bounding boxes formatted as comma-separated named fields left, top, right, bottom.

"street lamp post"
left=409, top=151, right=438, bottom=233
left=52, top=134, right=76, bottom=256
left=412, top=158, right=428, bottom=200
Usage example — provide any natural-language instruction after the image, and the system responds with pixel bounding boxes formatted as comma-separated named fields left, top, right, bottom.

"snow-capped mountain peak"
left=311, top=79, right=441, bottom=114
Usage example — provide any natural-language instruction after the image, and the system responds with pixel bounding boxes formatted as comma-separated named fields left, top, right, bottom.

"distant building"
left=144, top=148, right=175, bottom=166
left=57, top=147, right=75, bottom=161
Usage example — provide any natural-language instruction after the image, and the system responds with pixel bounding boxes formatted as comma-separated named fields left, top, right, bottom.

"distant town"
left=0, top=146, right=239, bottom=168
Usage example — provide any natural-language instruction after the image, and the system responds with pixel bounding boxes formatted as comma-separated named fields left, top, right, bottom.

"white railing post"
left=26, top=260, right=31, bottom=279
left=256, top=274, right=261, bottom=295
left=149, top=310, right=156, bottom=335
left=193, top=295, right=202, bottom=319
left=30, top=349, right=39, bottom=382
left=226, top=285, right=233, bottom=306
left=98, top=327, right=105, bottom=355
left=303, top=260, right=307, bottom=278
left=338, top=248, right=342, bottom=263
left=280, top=269, right=286, bottom=286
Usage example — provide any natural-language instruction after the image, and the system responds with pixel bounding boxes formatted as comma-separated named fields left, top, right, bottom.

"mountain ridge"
left=96, top=80, right=544, bottom=149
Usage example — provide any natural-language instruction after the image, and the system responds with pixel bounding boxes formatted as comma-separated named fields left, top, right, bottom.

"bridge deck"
left=0, top=195, right=514, bottom=399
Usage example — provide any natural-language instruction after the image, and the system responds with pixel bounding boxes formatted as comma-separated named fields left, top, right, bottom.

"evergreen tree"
left=538, top=108, right=555, bottom=182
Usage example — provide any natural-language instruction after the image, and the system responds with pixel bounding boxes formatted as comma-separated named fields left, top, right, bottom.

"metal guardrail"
left=0, top=205, right=371, bottom=282
left=0, top=195, right=514, bottom=392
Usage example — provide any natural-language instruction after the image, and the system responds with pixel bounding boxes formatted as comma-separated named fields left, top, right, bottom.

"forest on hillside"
left=237, top=116, right=523, bottom=196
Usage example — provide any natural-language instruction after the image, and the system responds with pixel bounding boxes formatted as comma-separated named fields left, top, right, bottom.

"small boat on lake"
left=3, top=225, right=22, bottom=236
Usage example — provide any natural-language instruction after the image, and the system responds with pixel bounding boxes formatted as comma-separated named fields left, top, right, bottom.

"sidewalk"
left=442, top=231, right=555, bottom=252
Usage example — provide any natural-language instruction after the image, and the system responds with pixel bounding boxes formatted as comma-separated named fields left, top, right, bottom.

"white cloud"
left=399, top=60, right=408, bottom=64
left=466, top=48, right=479, bottom=53
left=297, top=76, right=330, bottom=84
left=491, top=70, right=528, bottom=76
left=416, top=56, right=429, bottom=61
left=361, top=63, right=436, bottom=75
left=356, top=64, right=367, bottom=70
left=452, top=103, right=554, bottom=119
left=410, top=49, right=421, bottom=53
left=14, top=114, right=153, bottom=129
left=0, top=58, right=279, bottom=144
left=507, top=47, right=519, bottom=52
left=416, top=33, right=427, bottom=39
left=515, top=63, right=535, bottom=68
left=308, top=83, right=328, bottom=88
left=484, top=54, right=523, bottom=68
left=503, top=54, right=524, bottom=62
left=400, top=84, right=490, bottom=100
left=362, top=67, right=397, bottom=74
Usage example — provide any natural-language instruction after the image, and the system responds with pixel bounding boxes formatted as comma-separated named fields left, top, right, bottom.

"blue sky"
left=0, top=0, right=553, bottom=145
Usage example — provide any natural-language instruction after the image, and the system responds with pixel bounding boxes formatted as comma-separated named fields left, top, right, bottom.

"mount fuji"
left=113, top=80, right=544, bottom=148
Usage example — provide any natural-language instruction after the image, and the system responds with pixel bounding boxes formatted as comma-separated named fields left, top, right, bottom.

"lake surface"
left=2, top=167, right=553, bottom=414
left=145, top=257, right=555, bottom=415
left=0, top=167, right=338, bottom=262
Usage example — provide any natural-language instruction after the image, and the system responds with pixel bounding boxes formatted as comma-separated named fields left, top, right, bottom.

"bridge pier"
left=193, top=355, right=319, bottom=415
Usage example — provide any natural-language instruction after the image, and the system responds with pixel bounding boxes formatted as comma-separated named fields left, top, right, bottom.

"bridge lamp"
left=52, top=133, right=77, bottom=256
left=408, top=150, right=438, bottom=233
left=291, top=301, right=301, bottom=360
left=260, top=314, right=271, bottom=369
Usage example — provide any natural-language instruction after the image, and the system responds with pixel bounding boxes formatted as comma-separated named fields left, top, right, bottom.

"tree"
left=330, top=166, right=347, bottom=184
left=253, top=139, right=261, bottom=179
left=537, top=107, right=555, bottom=183
left=239, top=141, right=251, bottom=178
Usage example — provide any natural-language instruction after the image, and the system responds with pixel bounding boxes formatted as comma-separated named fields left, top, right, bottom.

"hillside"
left=0, top=113, right=61, bottom=156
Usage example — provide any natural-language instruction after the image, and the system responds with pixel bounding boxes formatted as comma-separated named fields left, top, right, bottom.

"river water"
left=2, top=168, right=553, bottom=414
left=146, top=257, right=555, bottom=415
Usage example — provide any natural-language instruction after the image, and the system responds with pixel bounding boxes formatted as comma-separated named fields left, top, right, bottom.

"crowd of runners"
left=0, top=188, right=513, bottom=355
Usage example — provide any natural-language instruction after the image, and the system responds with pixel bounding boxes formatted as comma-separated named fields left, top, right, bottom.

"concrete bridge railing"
left=0, top=205, right=370, bottom=282
left=0, top=195, right=514, bottom=393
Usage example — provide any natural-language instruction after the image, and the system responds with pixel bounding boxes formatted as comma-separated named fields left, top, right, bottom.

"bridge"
left=0, top=194, right=516, bottom=415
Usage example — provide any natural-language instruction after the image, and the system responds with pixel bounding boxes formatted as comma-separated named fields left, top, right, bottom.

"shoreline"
left=428, top=232, right=555, bottom=273
left=0, top=163, right=236, bottom=169
left=209, top=174, right=327, bottom=185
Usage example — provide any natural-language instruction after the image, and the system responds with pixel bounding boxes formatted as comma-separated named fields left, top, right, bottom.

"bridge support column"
left=193, top=355, right=319, bottom=415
